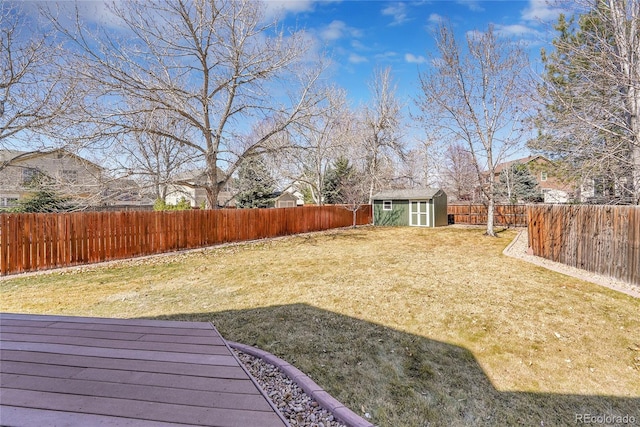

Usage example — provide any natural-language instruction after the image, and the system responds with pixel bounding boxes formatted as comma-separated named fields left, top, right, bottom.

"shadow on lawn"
left=146, top=304, right=639, bottom=427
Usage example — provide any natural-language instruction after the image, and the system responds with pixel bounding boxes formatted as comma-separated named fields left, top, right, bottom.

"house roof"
left=274, top=191, right=297, bottom=201
left=372, top=188, right=444, bottom=200
left=0, top=150, right=24, bottom=163
left=0, top=148, right=103, bottom=171
left=493, top=155, right=550, bottom=175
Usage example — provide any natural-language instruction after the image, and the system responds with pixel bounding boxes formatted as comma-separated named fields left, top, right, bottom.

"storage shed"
left=372, top=189, right=448, bottom=227
left=273, top=191, right=300, bottom=208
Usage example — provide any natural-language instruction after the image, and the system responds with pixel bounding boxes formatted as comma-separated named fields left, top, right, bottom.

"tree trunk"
left=485, top=179, right=496, bottom=237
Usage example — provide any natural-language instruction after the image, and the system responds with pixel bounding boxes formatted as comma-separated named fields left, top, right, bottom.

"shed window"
left=383, top=200, right=392, bottom=210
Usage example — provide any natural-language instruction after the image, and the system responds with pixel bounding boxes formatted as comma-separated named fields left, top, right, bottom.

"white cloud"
left=37, top=1, right=128, bottom=31
left=405, top=53, right=427, bottom=64
left=319, top=20, right=361, bottom=42
left=351, top=39, right=366, bottom=50
left=349, top=53, right=368, bottom=64
left=382, top=2, right=410, bottom=26
left=521, top=0, right=566, bottom=23
left=320, top=20, right=347, bottom=41
left=428, top=13, right=445, bottom=25
left=375, top=51, right=399, bottom=61
left=494, top=24, right=541, bottom=38
left=262, top=0, right=316, bottom=20
left=456, top=0, right=484, bottom=12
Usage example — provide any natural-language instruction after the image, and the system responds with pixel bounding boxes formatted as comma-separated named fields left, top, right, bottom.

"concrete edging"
left=227, top=341, right=374, bottom=427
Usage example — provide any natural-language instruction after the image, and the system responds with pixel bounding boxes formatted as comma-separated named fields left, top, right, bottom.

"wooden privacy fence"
left=447, top=204, right=528, bottom=227
left=528, top=205, right=639, bottom=286
left=0, top=205, right=372, bottom=276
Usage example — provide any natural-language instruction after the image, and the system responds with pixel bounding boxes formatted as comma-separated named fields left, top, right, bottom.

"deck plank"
left=0, top=325, right=226, bottom=345
left=1, top=389, right=285, bottom=427
left=2, top=332, right=230, bottom=354
left=1, top=374, right=273, bottom=411
left=0, top=313, right=287, bottom=427
left=0, top=341, right=239, bottom=365
left=0, top=406, right=186, bottom=427
left=0, top=351, right=247, bottom=379
left=0, top=313, right=213, bottom=329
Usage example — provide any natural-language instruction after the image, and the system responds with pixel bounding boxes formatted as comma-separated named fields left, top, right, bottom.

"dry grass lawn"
left=1, top=226, right=638, bottom=426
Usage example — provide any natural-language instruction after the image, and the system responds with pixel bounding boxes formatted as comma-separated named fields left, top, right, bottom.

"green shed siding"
left=373, top=199, right=409, bottom=226
left=372, top=189, right=448, bottom=227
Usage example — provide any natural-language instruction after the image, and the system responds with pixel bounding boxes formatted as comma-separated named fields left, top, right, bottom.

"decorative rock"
left=233, top=349, right=347, bottom=427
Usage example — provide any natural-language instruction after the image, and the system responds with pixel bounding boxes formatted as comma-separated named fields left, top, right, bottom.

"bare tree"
left=417, top=24, right=531, bottom=236
left=441, top=143, right=480, bottom=202
left=532, top=0, right=640, bottom=203
left=49, top=0, right=325, bottom=208
left=118, top=108, right=199, bottom=201
left=339, top=169, right=368, bottom=228
left=280, top=86, right=351, bottom=205
left=396, top=139, right=443, bottom=189
left=1, top=3, right=78, bottom=165
left=360, top=67, right=405, bottom=204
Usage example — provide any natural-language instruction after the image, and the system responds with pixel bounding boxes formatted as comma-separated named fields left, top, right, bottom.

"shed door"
left=410, top=201, right=429, bottom=226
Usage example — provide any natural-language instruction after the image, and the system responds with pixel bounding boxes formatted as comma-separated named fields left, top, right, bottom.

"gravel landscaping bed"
left=232, top=349, right=348, bottom=427
left=503, top=228, right=639, bottom=298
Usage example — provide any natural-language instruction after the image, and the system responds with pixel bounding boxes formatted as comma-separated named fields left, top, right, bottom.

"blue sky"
left=27, top=0, right=568, bottom=117
left=15, top=0, right=568, bottom=161
left=267, top=0, right=566, bottom=107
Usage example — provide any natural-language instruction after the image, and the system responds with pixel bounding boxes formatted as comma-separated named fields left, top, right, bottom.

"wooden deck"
left=0, top=313, right=288, bottom=427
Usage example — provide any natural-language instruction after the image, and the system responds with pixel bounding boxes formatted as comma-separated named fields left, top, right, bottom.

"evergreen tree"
left=531, top=2, right=640, bottom=204
left=322, top=156, right=354, bottom=204
left=153, top=198, right=191, bottom=211
left=497, top=163, right=542, bottom=204
left=14, top=189, right=74, bottom=213
left=14, top=170, right=75, bottom=212
left=236, top=156, right=276, bottom=208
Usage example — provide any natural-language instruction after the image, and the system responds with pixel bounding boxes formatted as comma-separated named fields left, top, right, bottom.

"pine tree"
left=531, top=1, right=640, bottom=204
left=14, top=171, right=75, bottom=212
left=236, top=156, right=276, bottom=208
left=15, top=189, right=74, bottom=213
left=322, top=156, right=354, bottom=204
left=497, top=163, right=542, bottom=204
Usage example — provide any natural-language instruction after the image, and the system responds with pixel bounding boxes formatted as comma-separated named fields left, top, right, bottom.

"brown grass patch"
left=2, top=226, right=638, bottom=425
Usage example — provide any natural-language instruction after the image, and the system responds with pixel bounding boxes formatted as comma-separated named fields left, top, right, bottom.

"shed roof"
left=274, top=191, right=297, bottom=202
left=372, top=188, right=444, bottom=200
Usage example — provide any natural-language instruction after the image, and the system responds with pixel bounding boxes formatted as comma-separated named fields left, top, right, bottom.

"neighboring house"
left=165, top=169, right=235, bottom=208
left=372, top=188, right=448, bottom=227
left=493, top=155, right=574, bottom=203
left=578, top=176, right=634, bottom=204
left=101, top=178, right=155, bottom=208
left=0, top=149, right=104, bottom=209
left=273, top=186, right=304, bottom=208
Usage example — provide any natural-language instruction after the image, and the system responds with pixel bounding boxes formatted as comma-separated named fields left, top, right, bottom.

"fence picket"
left=447, top=204, right=528, bottom=227
left=527, top=205, right=639, bottom=286
left=0, top=205, right=372, bottom=276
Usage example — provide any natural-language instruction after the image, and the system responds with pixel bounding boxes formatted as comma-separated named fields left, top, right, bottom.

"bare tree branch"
left=417, top=23, right=532, bottom=236
left=47, top=0, right=326, bottom=208
left=1, top=3, right=80, bottom=161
